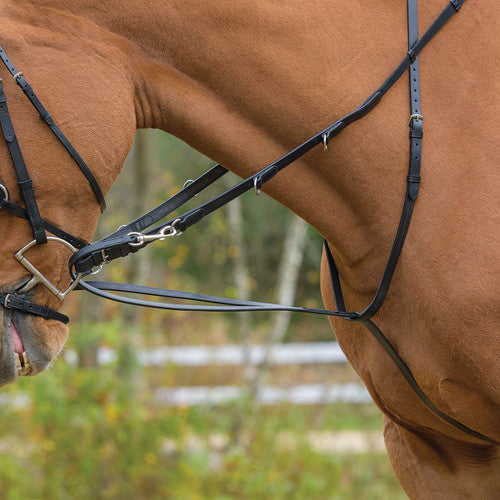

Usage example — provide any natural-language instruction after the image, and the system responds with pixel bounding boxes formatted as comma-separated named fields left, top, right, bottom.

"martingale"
left=1, top=0, right=498, bottom=445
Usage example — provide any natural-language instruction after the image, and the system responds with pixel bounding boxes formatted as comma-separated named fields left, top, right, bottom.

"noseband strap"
left=0, top=293, right=69, bottom=324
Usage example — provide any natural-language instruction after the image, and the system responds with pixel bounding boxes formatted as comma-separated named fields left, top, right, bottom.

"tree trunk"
left=248, top=215, right=309, bottom=401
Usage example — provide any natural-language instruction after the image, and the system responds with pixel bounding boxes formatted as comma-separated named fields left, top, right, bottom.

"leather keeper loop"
left=18, top=178, right=33, bottom=189
left=407, top=174, right=421, bottom=184
left=39, top=109, right=52, bottom=122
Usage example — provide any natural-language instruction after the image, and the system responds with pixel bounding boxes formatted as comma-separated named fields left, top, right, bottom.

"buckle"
left=101, top=249, right=111, bottom=264
left=3, top=294, right=12, bottom=308
left=408, top=114, right=423, bottom=125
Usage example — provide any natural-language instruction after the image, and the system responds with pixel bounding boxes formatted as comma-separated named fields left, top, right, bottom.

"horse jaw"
left=0, top=279, right=69, bottom=387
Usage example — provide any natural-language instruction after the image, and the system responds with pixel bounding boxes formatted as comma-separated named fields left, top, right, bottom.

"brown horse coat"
left=0, top=0, right=498, bottom=497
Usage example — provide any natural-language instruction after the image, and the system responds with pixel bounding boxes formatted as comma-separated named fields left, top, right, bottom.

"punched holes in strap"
left=1, top=294, right=69, bottom=324
left=407, top=0, right=423, bottom=201
left=0, top=81, right=47, bottom=244
left=13, top=71, right=106, bottom=211
left=408, top=116, right=422, bottom=200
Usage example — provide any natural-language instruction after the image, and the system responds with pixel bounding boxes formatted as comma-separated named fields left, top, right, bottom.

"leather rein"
left=1, top=0, right=497, bottom=445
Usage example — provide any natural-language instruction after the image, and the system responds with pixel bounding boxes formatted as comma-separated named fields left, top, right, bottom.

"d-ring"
left=182, top=179, right=199, bottom=196
left=322, top=133, right=329, bottom=151
left=0, top=183, right=9, bottom=202
left=254, top=177, right=261, bottom=196
left=14, top=237, right=82, bottom=300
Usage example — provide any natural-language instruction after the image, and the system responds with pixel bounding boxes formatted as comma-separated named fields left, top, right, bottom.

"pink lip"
left=11, top=322, right=24, bottom=354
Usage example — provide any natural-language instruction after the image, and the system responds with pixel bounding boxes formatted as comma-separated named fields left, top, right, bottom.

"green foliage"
left=0, top=132, right=407, bottom=498
left=0, top=360, right=404, bottom=499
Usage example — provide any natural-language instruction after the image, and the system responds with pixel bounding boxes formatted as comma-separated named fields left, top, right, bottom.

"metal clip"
left=90, top=264, right=104, bottom=276
left=128, top=219, right=182, bottom=247
left=13, top=71, right=23, bottom=81
left=408, top=114, right=423, bottom=125
left=101, top=249, right=111, bottom=264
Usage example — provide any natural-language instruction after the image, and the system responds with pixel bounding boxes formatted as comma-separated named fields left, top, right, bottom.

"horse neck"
left=18, top=0, right=487, bottom=296
left=118, top=0, right=415, bottom=289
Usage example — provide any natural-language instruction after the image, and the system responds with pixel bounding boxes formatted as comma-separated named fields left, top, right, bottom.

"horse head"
left=0, top=16, right=137, bottom=385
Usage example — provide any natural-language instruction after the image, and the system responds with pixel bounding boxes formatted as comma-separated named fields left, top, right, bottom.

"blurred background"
left=0, top=131, right=404, bottom=499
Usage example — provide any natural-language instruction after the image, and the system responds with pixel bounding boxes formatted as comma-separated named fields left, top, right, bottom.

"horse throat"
left=94, top=0, right=416, bottom=296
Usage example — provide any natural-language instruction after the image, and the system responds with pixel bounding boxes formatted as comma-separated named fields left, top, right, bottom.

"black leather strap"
left=0, top=293, right=69, bottom=324
left=74, top=280, right=359, bottom=318
left=2, top=0, right=495, bottom=446
left=0, top=197, right=87, bottom=249
left=0, top=45, right=106, bottom=211
left=70, top=164, right=229, bottom=273
left=0, top=80, right=47, bottom=244
left=323, top=240, right=346, bottom=313
left=360, top=319, right=499, bottom=446
left=356, top=0, right=423, bottom=321
left=324, top=0, right=424, bottom=322
left=68, top=0, right=500, bottom=447
left=70, top=0, right=466, bottom=275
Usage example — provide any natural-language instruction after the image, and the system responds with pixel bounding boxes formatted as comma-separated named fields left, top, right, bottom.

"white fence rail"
left=65, top=342, right=373, bottom=406
left=0, top=343, right=372, bottom=409
left=154, top=383, right=372, bottom=407
left=64, top=341, right=349, bottom=367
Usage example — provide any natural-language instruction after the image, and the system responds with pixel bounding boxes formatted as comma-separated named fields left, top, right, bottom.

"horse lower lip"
left=11, top=321, right=24, bottom=354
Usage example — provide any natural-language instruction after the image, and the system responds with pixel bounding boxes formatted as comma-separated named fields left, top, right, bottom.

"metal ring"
left=158, top=226, right=173, bottom=239
left=171, top=218, right=183, bottom=236
left=14, top=237, right=83, bottom=300
left=0, top=183, right=9, bottom=203
left=182, top=179, right=198, bottom=196
left=322, top=133, right=329, bottom=151
left=254, top=177, right=261, bottom=196
left=127, top=232, right=145, bottom=247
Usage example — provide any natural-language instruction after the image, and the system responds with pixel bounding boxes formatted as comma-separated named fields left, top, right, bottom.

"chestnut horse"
left=0, top=0, right=498, bottom=497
